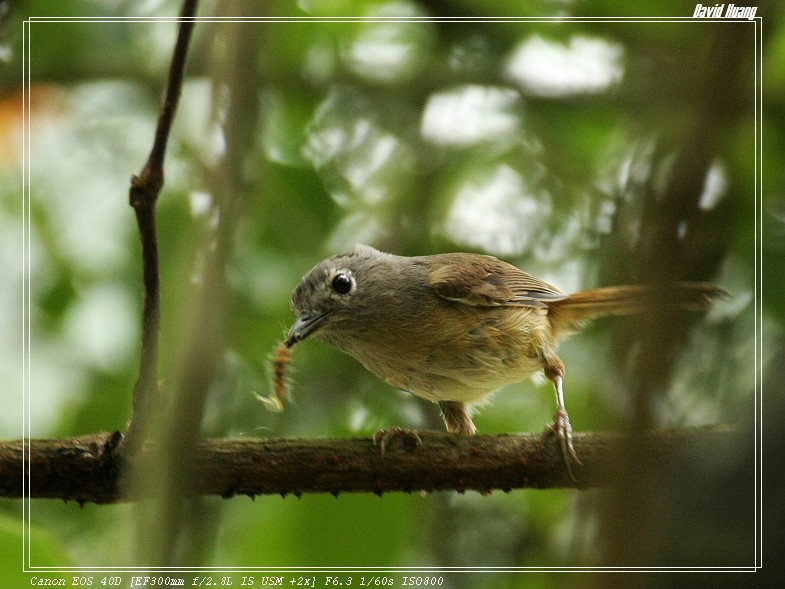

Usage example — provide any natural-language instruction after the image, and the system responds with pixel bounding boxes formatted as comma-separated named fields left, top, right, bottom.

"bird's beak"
left=286, top=312, right=328, bottom=347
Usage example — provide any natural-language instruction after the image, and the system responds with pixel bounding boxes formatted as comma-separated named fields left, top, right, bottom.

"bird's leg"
left=544, top=359, right=582, bottom=481
left=439, top=401, right=477, bottom=435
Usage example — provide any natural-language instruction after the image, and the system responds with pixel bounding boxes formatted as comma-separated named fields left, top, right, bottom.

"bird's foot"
left=545, top=408, right=583, bottom=482
left=372, top=427, right=423, bottom=456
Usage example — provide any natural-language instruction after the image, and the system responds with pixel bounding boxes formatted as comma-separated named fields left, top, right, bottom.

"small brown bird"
left=286, top=244, right=725, bottom=479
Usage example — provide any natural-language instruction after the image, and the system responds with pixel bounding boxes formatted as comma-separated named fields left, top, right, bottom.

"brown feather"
left=546, top=282, right=728, bottom=334
left=428, top=253, right=565, bottom=307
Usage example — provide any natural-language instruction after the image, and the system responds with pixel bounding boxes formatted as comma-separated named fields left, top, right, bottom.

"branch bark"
left=1, top=426, right=737, bottom=504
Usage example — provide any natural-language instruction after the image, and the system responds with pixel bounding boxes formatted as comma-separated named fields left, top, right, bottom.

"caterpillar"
left=258, top=340, right=291, bottom=412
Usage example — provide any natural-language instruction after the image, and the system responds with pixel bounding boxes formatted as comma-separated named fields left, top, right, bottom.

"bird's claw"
left=546, top=408, right=583, bottom=482
left=372, top=427, right=423, bottom=456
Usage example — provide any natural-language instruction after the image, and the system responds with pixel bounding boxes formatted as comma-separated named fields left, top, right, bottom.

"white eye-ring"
left=328, top=269, right=355, bottom=295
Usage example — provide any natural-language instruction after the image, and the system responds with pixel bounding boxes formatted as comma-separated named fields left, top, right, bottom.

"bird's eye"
left=331, top=273, right=353, bottom=295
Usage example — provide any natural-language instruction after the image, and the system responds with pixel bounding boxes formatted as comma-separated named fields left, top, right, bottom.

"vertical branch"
left=597, top=23, right=749, bottom=568
left=123, top=0, right=199, bottom=455
left=148, top=11, right=263, bottom=564
left=133, top=6, right=262, bottom=566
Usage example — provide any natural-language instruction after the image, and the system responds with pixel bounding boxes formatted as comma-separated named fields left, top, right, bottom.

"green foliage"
left=0, top=508, right=72, bottom=582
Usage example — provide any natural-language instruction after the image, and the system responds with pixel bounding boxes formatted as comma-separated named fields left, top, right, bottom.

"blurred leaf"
left=0, top=511, right=72, bottom=582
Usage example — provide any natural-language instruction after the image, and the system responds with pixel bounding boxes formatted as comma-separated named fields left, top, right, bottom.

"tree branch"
left=123, top=0, right=198, bottom=456
left=2, top=426, right=737, bottom=503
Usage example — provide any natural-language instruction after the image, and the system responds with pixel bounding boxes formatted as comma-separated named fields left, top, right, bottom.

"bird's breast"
left=326, top=305, right=553, bottom=404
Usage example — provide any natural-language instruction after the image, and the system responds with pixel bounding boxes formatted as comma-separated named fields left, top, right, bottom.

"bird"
left=285, top=244, right=726, bottom=479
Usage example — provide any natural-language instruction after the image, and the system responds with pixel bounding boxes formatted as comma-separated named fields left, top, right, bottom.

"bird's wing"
left=428, top=253, right=566, bottom=308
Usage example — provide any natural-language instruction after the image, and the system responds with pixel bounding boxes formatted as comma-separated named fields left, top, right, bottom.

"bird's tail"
left=547, top=282, right=727, bottom=333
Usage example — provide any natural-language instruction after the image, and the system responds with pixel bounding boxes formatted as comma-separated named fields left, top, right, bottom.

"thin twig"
left=139, top=14, right=262, bottom=564
left=123, top=0, right=199, bottom=456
